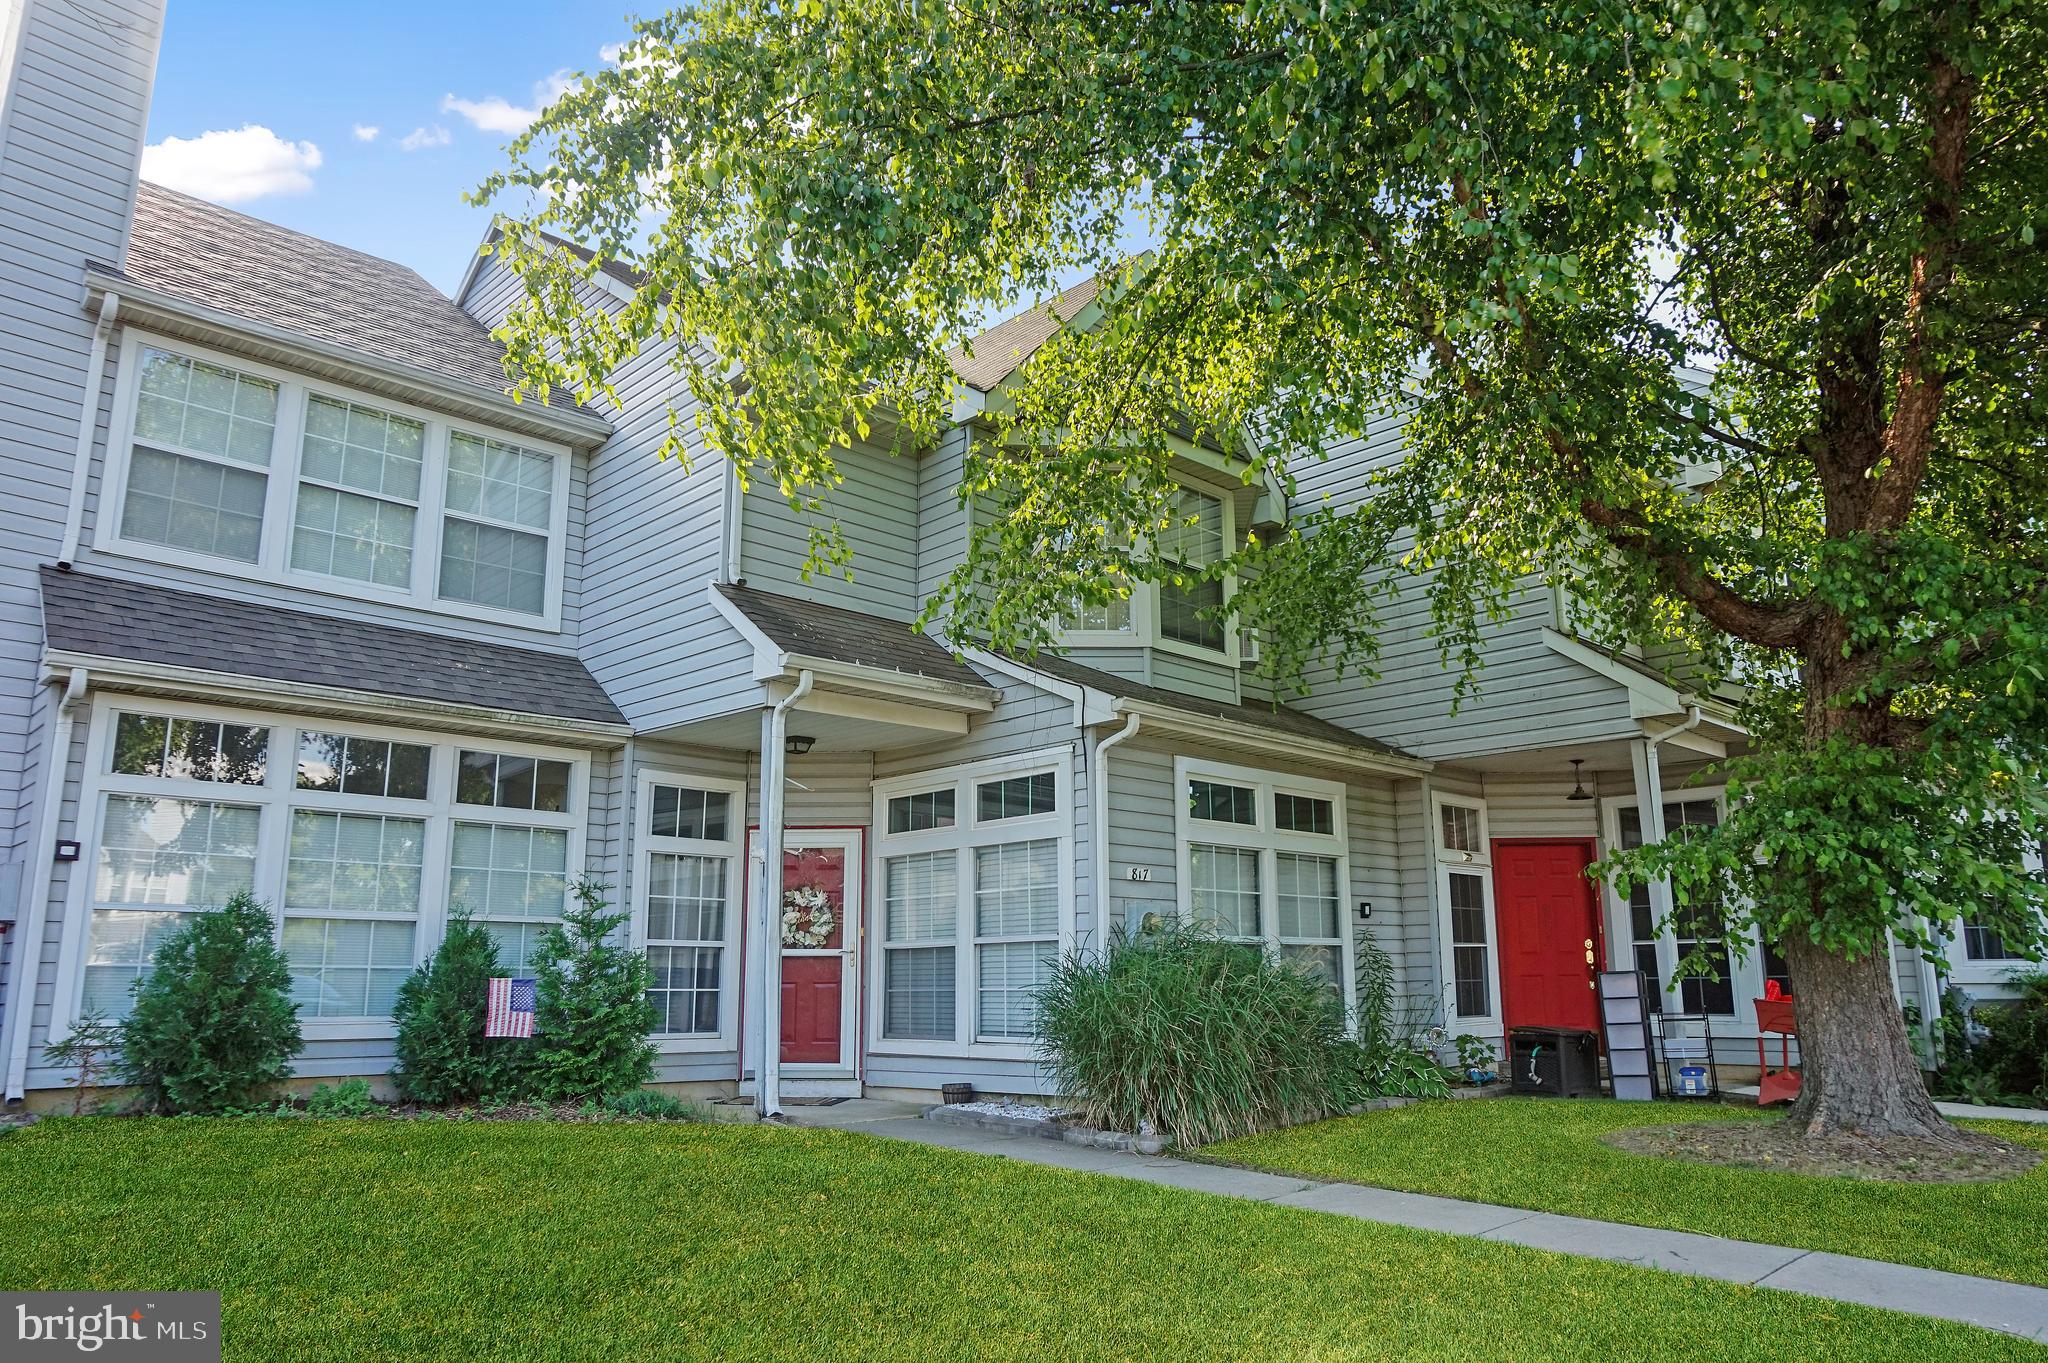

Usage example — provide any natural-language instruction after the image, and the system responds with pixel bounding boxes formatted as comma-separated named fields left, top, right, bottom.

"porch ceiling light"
left=1567, top=758, right=1593, bottom=802
left=785, top=735, right=817, bottom=756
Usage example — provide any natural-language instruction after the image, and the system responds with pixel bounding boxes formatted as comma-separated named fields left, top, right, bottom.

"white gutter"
left=58, top=291, right=119, bottom=566
left=1645, top=705, right=1706, bottom=749
left=755, top=668, right=814, bottom=1118
left=1090, top=714, right=1142, bottom=942
left=4, top=667, right=88, bottom=1102
left=719, top=459, right=744, bottom=584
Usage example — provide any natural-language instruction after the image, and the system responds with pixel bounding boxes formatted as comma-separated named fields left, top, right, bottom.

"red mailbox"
left=1754, top=996, right=1801, bottom=1106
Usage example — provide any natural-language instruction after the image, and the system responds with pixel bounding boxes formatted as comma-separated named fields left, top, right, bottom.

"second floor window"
left=104, top=336, right=570, bottom=628
left=1157, top=485, right=1227, bottom=652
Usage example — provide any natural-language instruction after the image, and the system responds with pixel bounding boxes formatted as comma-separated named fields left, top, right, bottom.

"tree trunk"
left=1780, top=931, right=1954, bottom=1141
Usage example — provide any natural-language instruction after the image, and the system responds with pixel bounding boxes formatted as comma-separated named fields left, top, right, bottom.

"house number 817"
left=1126, top=867, right=1152, bottom=882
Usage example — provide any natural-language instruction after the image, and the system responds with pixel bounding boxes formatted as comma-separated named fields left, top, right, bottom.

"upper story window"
left=100, top=334, right=572, bottom=630
left=1157, top=486, right=1227, bottom=652
left=1050, top=478, right=1238, bottom=661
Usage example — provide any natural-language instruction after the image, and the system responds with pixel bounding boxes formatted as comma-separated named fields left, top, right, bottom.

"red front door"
left=777, top=843, right=850, bottom=1065
left=1493, top=840, right=1602, bottom=1032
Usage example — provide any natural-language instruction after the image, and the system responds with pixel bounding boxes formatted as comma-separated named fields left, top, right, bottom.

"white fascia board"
left=43, top=649, right=632, bottom=743
left=451, top=219, right=505, bottom=309
left=83, top=272, right=613, bottom=449
left=1114, top=700, right=1432, bottom=778
left=955, top=647, right=1118, bottom=726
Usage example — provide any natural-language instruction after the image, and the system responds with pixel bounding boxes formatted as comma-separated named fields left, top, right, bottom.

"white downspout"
left=1091, top=713, right=1141, bottom=938
left=4, top=667, right=89, bottom=1102
left=58, top=292, right=119, bottom=567
left=720, top=459, right=744, bottom=585
left=755, top=668, right=813, bottom=1118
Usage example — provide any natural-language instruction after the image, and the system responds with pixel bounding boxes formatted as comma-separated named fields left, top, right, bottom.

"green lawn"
left=1, top=1119, right=2038, bottom=1361
left=1207, top=1099, right=2048, bottom=1287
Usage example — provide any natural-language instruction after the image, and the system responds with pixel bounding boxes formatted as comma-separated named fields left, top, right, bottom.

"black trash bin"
left=1507, top=1027, right=1601, bottom=1097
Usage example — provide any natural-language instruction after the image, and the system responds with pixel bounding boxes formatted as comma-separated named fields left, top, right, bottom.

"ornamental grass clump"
left=1036, top=922, right=1369, bottom=1148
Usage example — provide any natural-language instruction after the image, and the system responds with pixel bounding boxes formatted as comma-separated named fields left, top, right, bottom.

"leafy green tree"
left=120, top=891, right=302, bottom=1114
left=527, top=880, right=657, bottom=1102
left=392, top=912, right=527, bottom=1105
left=478, top=0, right=2046, bottom=1140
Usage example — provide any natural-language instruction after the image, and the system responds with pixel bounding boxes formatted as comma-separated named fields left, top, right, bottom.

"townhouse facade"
left=1, top=0, right=2020, bottom=1110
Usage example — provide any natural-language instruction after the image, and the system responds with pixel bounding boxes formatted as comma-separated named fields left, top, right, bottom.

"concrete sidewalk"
left=786, top=1099, right=2048, bottom=1343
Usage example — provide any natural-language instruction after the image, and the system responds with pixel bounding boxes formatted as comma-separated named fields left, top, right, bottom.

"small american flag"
left=486, top=976, right=538, bottom=1038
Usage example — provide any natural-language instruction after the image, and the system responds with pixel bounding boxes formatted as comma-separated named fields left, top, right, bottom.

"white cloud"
left=441, top=70, right=575, bottom=136
left=352, top=124, right=380, bottom=143
left=399, top=125, right=451, bottom=152
left=598, top=41, right=628, bottom=63
left=140, top=125, right=321, bottom=204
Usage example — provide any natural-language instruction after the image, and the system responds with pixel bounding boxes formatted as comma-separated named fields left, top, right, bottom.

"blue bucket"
left=1676, top=1065, right=1708, bottom=1097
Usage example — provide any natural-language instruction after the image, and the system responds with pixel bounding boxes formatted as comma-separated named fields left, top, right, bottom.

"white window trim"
left=94, top=330, right=573, bottom=631
left=1050, top=473, right=1241, bottom=665
left=1430, top=793, right=1501, bottom=1031
left=1173, top=756, right=1355, bottom=1018
left=632, top=768, right=746, bottom=1052
left=869, top=745, right=1076, bottom=1060
left=1601, top=784, right=1784, bottom=1032
left=1947, top=841, right=2045, bottom=987
left=50, top=695, right=589, bottom=1045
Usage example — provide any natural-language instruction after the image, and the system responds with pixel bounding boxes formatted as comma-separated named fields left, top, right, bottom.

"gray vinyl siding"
left=741, top=436, right=921, bottom=621
left=1285, top=409, right=1643, bottom=760
left=915, top=423, right=972, bottom=607
left=460, top=255, right=758, bottom=731
left=1148, top=649, right=1239, bottom=706
left=0, top=0, right=161, bottom=1061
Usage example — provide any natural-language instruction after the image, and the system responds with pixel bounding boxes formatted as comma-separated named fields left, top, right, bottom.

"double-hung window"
left=121, top=347, right=279, bottom=563
left=1156, top=485, right=1228, bottom=653
left=291, top=396, right=425, bottom=590
left=102, top=333, right=570, bottom=627
left=1433, top=794, right=1496, bottom=1023
left=637, top=774, right=743, bottom=1043
left=282, top=729, right=433, bottom=1020
left=1179, top=760, right=1349, bottom=998
left=450, top=750, right=577, bottom=973
left=66, top=700, right=587, bottom=1032
left=874, top=752, right=1072, bottom=1050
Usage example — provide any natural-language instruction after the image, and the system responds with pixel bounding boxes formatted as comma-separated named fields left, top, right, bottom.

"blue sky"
left=144, top=2, right=640, bottom=294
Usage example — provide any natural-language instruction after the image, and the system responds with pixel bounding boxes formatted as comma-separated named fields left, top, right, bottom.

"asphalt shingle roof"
left=40, top=567, right=625, bottom=727
left=945, top=275, right=1103, bottom=391
left=714, top=583, right=990, bottom=691
left=522, top=225, right=1104, bottom=395
left=120, top=183, right=581, bottom=407
left=1015, top=650, right=1411, bottom=759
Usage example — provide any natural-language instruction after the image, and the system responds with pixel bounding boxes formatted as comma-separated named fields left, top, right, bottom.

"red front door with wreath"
left=761, top=832, right=862, bottom=1068
left=1492, top=839, right=1603, bottom=1033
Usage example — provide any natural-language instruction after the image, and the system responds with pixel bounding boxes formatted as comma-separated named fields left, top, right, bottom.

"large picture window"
left=1178, top=760, right=1350, bottom=1003
left=635, top=773, right=744, bottom=1046
left=63, top=700, right=587, bottom=1035
left=100, top=333, right=571, bottom=628
left=873, top=751, right=1073, bottom=1051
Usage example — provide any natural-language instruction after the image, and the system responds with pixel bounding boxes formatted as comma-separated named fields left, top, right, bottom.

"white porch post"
left=1627, top=736, right=1675, bottom=1003
left=755, top=670, right=814, bottom=1118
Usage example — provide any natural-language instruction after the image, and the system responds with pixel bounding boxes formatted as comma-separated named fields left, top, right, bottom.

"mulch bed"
left=1602, top=1118, right=2041, bottom=1183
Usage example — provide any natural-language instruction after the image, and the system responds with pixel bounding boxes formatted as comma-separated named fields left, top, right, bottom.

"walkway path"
left=786, top=1099, right=2048, bottom=1343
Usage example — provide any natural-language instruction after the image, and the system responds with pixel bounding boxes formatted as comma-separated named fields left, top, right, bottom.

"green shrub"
left=1353, top=933, right=1452, bottom=1099
left=42, top=1012, right=123, bottom=1115
left=528, top=880, right=657, bottom=1102
left=593, top=1089, right=712, bottom=1121
left=1977, top=973, right=2048, bottom=1105
left=305, top=1078, right=378, bottom=1118
left=119, top=891, right=302, bottom=1115
left=392, top=913, right=525, bottom=1105
left=1036, top=921, right=1370, bottom=1147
